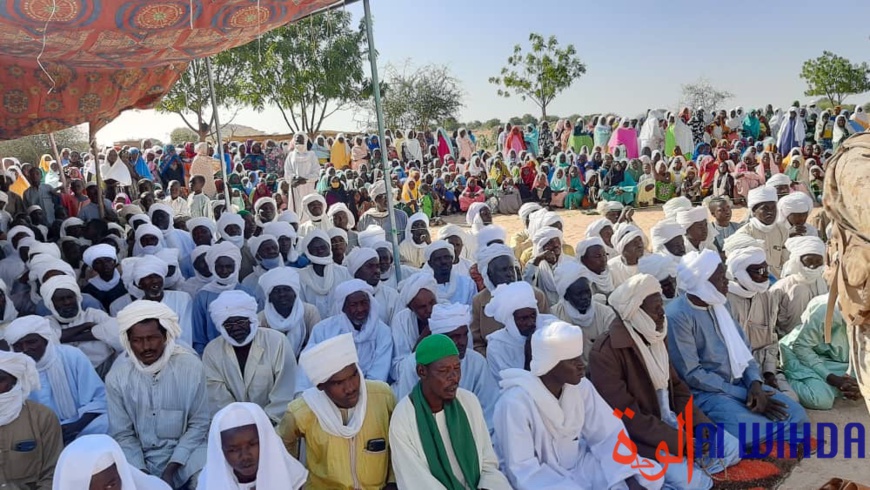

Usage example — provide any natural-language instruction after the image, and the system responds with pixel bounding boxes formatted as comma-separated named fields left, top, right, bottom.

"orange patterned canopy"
left=0, top=0, right=349, bottom=140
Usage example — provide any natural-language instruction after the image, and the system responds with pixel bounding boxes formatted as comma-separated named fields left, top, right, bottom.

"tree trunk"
left=541, top=103, right=548, bottom=120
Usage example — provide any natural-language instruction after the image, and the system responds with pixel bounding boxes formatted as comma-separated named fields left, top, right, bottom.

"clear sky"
left=96, top=0, right=870, bottom=145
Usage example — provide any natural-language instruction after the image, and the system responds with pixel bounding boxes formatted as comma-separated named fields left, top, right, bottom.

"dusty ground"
left=434, top=205, right=870, bottom=490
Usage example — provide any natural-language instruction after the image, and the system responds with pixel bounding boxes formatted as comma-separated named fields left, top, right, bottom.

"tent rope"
left=36, top=0, right=58, bottom=94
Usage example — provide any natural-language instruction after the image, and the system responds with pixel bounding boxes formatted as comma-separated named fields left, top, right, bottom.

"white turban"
left=777, top=192, right=813, bottom=225
left=476, top=225, right=506, bottom=250
left=747, top=186, right=777, bottom=210
left=596, top=200, right=624, bottom=214
left=217, top=212, right=245, bottom=243
left=327, top=202, right=356, bottom=229
left=397, top=272, right=438, bottom=308
left=663, top=196, right=693, bottom=219
left=278, top=210, right=300, bottom=226
left=726, top=246, right=769, bottom=297
left=52, top=434, right=166, bottom=490
left=263, top=221, right=296, bottom=240
left=532, top=227, right=563, bottom=255
left=677, top=250, right=754, bottom=378
left=299, top=333, right=358, bottom=386
left=8, top=225, right=35, bottom=249
left=29, top=256, right=75, bottom=285
left=28, top=242, right=61, bottom=261
left=82, top=244, right=116, bottom=268
left=530, top=320, right=584, bottom=376
left=209, top=290, right=259, bottom=347
left=328, top=228, right=348, bottom=243
left=476, top=243, right=517, bottom=291
left=429, top=303, right=471, bottom=335
left=259, top=266, right=301, bottom=296
left=148, top=203, right=174, bottom=223
left=59, top=218, right=84, bottom=239
left=574, top=237, right=605, bottom=258
left=765, top=173, right=792, bottom=188
left=116, top=300, right=182, bottom=374
left=519, top=203, right=542, bottom=225
left=4, top=315, right=55, bottom=346
left=638, top=253, right=677, bottom=281
left=554, top=260, right=589, bottom=299
left=437, top=224, right=466, bottom=242
left=358, top=225, right=386, bottom=249
left=675, top=206, right=708, bottom=229
left=528, top=211, right=562, bottom=237
left=300, top=194, right=326, bottom=217
left=404, top=213, right=429, bottom=247
left=331, top=279, right=375, bottom=317
left=346, top=247, right=379, bottom=277
left=370, top=180, right=387, bottom=199
left=650, top=219, right=685, bottom=254
left=131, top=255, right=169, bottom=286
left=254, top=196, right=278, bottom=219
left=585, top=218, right=613, bottom=239
left=0, top=351, right=39, bottom=425
left=204, top=241, right=242, bottom=293
left=722, top=233, right=765, bottom=256
left=424, top=240, right=454, bottom=263
left=258, top=267, right=306, bottom=348
left=40, top=275, right=82, bottom=322
left=782, top=236, right=827, bottom=279
left=484, top=281, right=538, bottom=340
left=465, top=202, right=487, bottom=226
left=133, top=223, right=165, bottom=255
left=299, top=230, right=332, bottom=266
left=128, top=214, right=150, bottom=229
left=248, top=234, right=278, bottom=258
left=614, top=224, right=646, bottom=255
left=187, top=217, right=217, bottom=244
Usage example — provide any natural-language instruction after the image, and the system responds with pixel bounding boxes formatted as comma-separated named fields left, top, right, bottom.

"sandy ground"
left=433, top=205, right=870, bottom=490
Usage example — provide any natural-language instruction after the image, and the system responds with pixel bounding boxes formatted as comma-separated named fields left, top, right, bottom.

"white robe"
left=607, top=256, right=639, bottom=286
left=551, top=301, right=616, bottom=364
left=202, top=328, right=297, bottom=424
left=390, top=308, right=424, bottom=381
left=297, top=264, right=352, bottom=320
left=298, top=219, right=331, bottom=238
left=485, top=328, right=526, bottom=382
left=284, top=150, right=320, bottom=215
left=399, top=240, right=427, bottom=268
left=110, top=291, right=194, bottom=348
left=390, top=388, right=512, bottom=490
left=48, top=308, right=122, bottom=371
left=433, top=274, right=477, bottom=306
left=373, top=283, right=400, bottom=326
left=493, top=373, right=663, bottom=490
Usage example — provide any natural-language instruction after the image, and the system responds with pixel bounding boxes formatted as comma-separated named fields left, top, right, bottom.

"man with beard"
left=346, top=247, right=399, bottom=325
left=423, top=240, right=475, bottom=306
left=551, top=260, right=616, bottom=365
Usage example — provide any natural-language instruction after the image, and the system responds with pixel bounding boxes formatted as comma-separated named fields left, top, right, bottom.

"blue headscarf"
left=129, top=147, right=151, bottom=181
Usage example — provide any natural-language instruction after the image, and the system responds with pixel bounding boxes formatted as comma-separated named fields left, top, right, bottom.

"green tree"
left=483, top=118, right=502, bottom=128
left=800, top=51, right=870, bottom=106
left=237, top=10, right=368, bottom=136
left=170, top=127, right=199, bottom=146
left=0, top=126, right=88, bottom=166
left=442, top=117, right=460, bottom=132
left=367, top=61, right=464, bottom=130
left=155, top=53, right=246, bottom=142
left=508, top=116, right=523, bottom=126
left=489, top=33, right=586, bottom=119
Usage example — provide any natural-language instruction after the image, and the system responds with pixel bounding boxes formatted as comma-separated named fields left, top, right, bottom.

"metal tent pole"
left=204, top=57, right=232, bottom=211
left=363, top=0, right=402, bottom=283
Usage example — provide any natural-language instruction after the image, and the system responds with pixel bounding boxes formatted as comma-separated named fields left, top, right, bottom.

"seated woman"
left=635, top=161, right=656, bottom=207
left=549, top=167, right=568, bottom=207
left=712, top=160, right=735, bottom=200
left=599, top=160, right=637, bottom=206
left=400, top=176, right=420, bottom=214
left=530, top=172, right=552, bottom=208
left=433, top=177, right=459, bottom=215
left=653, top=161, right=677, bottom=203
left=680, top=163, right=702, bottom=202
left=459, top=177, right=486, bottom=212
left=563, top=166, right=586, bottom=210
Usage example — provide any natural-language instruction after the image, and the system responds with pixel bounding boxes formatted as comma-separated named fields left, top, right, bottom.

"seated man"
left=297, top=230, right=352, bottom=319
left=393, top=303, right=498, bottom=429
left=107, top=301, right=208, bottom=488
left=650, top=219, right=686, bottom=266
left=423, top=240, right=476, bottom=306
left=522, top=227, right=567, bottom=305
left=575, top=237, right=616, bottom=301
left=40, top=275, right=122, bottom=376
left=770, top=235, right=829, bottom=333
left=551, top=260, right=616, bottom=363
left=708, top=196, right=739, bottom=251
left=676, top=206, right=715, bottom=253
left=585, top=217, right=618, bottom=260
left=257, top=267, right=321, bottom=358
left=780, top=295, right=862, bottom=410
left=398, top=212, right=431, bottom=268
left=390, top=335, right=511, bottom=490
left=637, top=253, right=678, bottom=307
left=496, top=320, right=663, bottom=490
left=279, top=333, right=397, bottom=490
left=299, top=279, right=392, bottom=391
left=734, top=186, right=788, bottom=278
left=777, top=192, right=819, bottom=238
left=591, top=275, right=741, bottom=490
left=111, top=255, right=194, bottom=346
left=484, top=281, right=545, bottom=381
left=346, top=247, right=399, bottom=325
left=725, top=247, right=797, bottom=400
left=297, top=193, right=330, bottom=237
left=200, top=403, right=307, bottom=490
left=6, top=316, right=108, bottom=443
left=391, top=272, right=438, bottom=380
left=80, top=244, right=127, bottom=312
left=240, top=234, right=284, bottom=304
left=52, top=433, right=171, bottom=490
left=0, top=351, right=62, bottom=489
left=508, top=202, right=542, bottom=262
left=471, top=244, right=550, bottom=356
left=666, top=250, right=809, bottom=447
left=437, top=224, right=474, bottom=275
left=204, top=290, right=297, bottom=423
left=607, top=224, right=646, bottom=285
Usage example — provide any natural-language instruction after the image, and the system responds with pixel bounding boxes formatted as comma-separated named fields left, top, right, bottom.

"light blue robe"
left=191, top=284, right=256, bottom=355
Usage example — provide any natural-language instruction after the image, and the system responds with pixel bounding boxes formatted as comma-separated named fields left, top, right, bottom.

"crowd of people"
left=0, top=100, right=865, bottom=490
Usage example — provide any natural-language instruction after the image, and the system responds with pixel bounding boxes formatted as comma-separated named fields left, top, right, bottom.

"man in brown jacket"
left=471, top=243, right=549, bottom=356
left=589, top=274, right=740, bottom=490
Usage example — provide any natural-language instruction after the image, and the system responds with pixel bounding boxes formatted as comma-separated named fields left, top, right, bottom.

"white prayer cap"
left=484, top=281, right=537, bottom=324
left=0, top=350, right=39, bottom=399
left=663, top=196, right=693, bottom=219
left=765, top=173, right=792, bottom=188
left=722, top=233, right=765, bottom=256
left=609, top=274, right=662, bottom=323
left=248, top=234, right=278, bottom=257
left=278, top=210, right=299, bottom=225
left=28, top=241, right=61, bottom=261
left=82, top=244, right=116, bottom=268
left=370, top=180, right=387, bottom=199
left=299, top=333, right=358, bottom=386
left=677, top=250, right=722, bottom=292
left=675, top=206, right=708, bottom=229
left=597, top=200, right=624, bottom=214
left=327, top=202, right=356, bottom=228
left=574, top=237, right=605, bottom=258
left=650, top=219, right=685, bottom=252
left=210, top=290, right=259, bottom=346
left=747, top=186, right=778, bottom=210
left=397, top=272, right=438, bottom=308
left=532, top=227, right=563, bottom=255
left=638, top=253, right=677, bottom=281
left=346, top=247, right=379, bottom=277
left=429, top=303, right=471, bottom=335
left=358, top=225, right=386, bottom=248
left=327, top=227, right=348, bottom=242
left=206, top=241, right=242, bottom=274
left=263, top=221, right=296, bottom=240
left=425, top=240, right=454, bottom=263
left=777, top=192, right=813, bottom=224
left=4, top=315, right=54, bottom=346
left=476, top=243, right=517, bottom=291
left=217, top=212, right=244, bottom=239
left=40, top=275, right=82, bottom=320
left=614, top=224, right=646, bottom=255
left=518, top=202, right=542, bottom=222
left=555, top=260, right=589, bottom=299
left=331, top=279, right=374, bottom=316
left=476, top=225, right=506, bottom=249
left=259, top=267, right=301, bottom=296
left=585, top=218, right=613, bottom=239
left=187, top=217, right=217, bottom=240
left=148, top=202, right=174, bottom=221
left=530, top=320, right=584, bottom=376
left=785, top=235, right=826, bottom=258
left=437, top=224, right=466, bottom=242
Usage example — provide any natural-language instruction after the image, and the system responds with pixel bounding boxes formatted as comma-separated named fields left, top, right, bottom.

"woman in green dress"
left=653, top=161, right=676, bottom=203
left=563, top=165, right=586, bottom=210
left=599, top=160, right=637, bottom=206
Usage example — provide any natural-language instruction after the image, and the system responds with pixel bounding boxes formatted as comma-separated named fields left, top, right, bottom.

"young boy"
left=187, top=175, right=211, bottom=219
